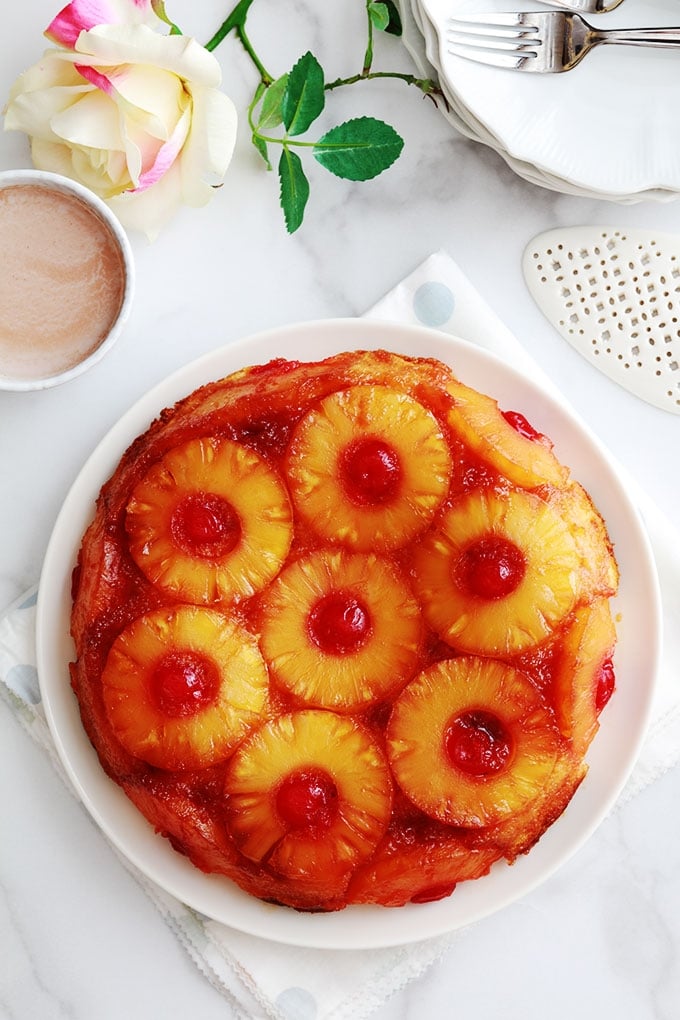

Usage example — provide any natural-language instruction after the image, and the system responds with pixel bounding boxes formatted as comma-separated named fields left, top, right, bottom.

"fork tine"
left=447, top=12, right=533, bottom=29
left=448, top=41, right=539, bottom=59
left=447, top=30, right=540, bottom=54
left=447, top=42, right=538, bottom=70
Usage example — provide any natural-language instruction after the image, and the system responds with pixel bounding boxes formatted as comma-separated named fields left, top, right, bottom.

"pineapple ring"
left=446, top=377, right=569, bottom=489
left=347, top=828, right=500, bottom=907
left=546, top=481, right=619, bottom=598
left=476, top=750, right=588, bottom=861
left=412, top=489, right=581, bottom=655
left=387, top=657, right=561, bottom=828
left=553, top=597, right=617, bottom=756
left=102, top=605, right=269, bottom=770
left=259, top=549, right=423, bottom=711
left=285, top=385, right=452, bottom=551
left=125, top=436, right=293, bottom=604
left=224, top=710, right=393, bottom=881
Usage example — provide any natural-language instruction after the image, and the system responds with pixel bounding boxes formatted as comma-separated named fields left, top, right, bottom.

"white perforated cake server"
left=523, top=226, right=680, bottom=415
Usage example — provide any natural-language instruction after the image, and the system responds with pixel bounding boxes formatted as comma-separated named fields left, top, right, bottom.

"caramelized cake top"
left=70, top=350, right=618, bottom=911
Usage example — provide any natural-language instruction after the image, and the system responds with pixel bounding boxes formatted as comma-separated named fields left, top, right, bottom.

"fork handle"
left=595, top=25, right=680, bottom=47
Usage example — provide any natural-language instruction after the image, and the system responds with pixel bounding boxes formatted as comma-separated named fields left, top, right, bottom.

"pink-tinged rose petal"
left=135, top=108, right=189, bottom=191
left=47, top=1, right=116, bottom=45
left=74, top=62, right=115, bottom=95
left=109, top=159, right=182, bottom=239
left=46, top=0, right=158, bottom=46
left=75, top=26, right=223, bottom=88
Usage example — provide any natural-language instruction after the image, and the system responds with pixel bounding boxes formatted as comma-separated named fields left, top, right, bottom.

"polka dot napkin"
left=2, top=251, right=679, bottom=1020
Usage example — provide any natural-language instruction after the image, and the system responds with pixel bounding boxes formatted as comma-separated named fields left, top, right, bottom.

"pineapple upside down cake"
left=70, top=349, right=619, bottom=911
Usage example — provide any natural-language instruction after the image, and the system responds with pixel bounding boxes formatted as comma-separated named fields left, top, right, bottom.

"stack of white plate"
left=398, top=0, right=680, bottom=202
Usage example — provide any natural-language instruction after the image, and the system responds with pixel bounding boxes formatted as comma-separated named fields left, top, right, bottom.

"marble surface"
left=1, top=2, right=680, bottom=1018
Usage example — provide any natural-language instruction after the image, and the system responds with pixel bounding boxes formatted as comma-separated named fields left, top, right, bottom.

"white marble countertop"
left=1, top=2, right=680, bottom=1018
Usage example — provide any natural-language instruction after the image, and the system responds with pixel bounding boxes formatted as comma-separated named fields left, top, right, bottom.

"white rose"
left=5, top=20, right=237, bottom=238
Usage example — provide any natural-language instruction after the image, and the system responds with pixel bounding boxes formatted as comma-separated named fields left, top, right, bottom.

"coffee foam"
left=0, top=184, right=126, bottom=380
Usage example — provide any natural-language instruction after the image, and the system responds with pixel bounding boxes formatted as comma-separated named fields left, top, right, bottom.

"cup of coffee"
left=0, top=169, right=134, bottom=391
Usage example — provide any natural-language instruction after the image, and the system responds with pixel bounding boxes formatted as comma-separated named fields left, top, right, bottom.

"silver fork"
left=447, top=11, right=680, bottom=73
left=537, top=0, right=624, bottom=11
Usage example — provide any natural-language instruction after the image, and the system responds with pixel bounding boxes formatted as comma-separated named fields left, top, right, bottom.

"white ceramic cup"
left=0, top=168, right=135, bottom=391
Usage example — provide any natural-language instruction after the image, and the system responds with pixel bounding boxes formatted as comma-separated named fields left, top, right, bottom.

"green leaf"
left=313, top=117, right=404, bottom=181
left=282, top=52, right=325, bottom=137
left=258, top=74, right=288, bottom=131
left=251, top=132, right=271, bottom=170
left=368, top=2, right=390, bottom=31
left=367, top=0, right=402, bottom=35
left=382, top=0, right=403, bottom=35
left=278, top=148, right=310, bottom=233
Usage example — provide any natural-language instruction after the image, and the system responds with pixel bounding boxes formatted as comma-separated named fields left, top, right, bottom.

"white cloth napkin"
left=2, top=251, right=679, bottom=1020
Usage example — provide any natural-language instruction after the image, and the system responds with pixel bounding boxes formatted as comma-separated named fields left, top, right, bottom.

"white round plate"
left=37, top=318, right=661, bottom=949
left=421, top=0, right=680, bottom=198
